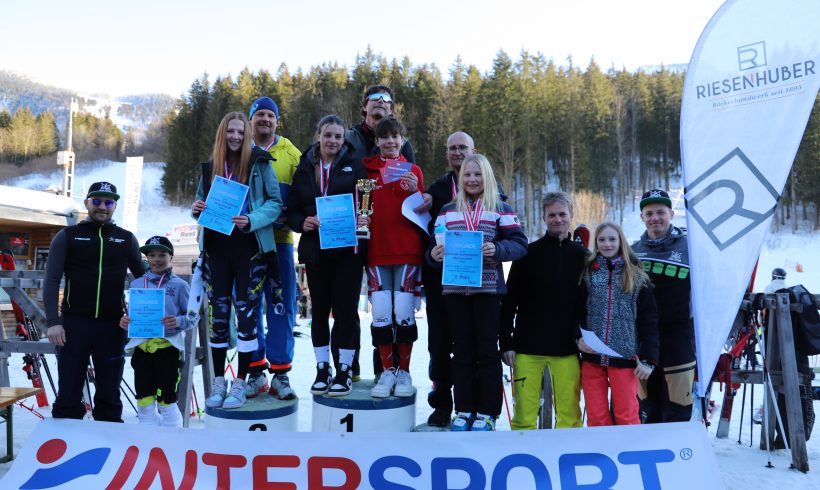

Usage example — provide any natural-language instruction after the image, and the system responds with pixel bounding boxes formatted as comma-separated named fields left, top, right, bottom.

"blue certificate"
left=128, top=288, right=165, bottom=339
left=442, top=230, right=483, bottom=287
left=316, top=193, right=357, bottom=249
left=198, top=176, right=249, bottom=235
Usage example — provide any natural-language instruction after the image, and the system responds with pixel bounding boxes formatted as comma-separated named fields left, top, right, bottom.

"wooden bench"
left=0, top=387, right=43, bottom=463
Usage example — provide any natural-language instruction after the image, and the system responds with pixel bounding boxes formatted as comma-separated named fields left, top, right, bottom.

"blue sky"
left=3, top=0, right=725, bottom=96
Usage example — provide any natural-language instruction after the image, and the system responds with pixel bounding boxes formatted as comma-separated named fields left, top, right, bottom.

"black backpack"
left=781, top=285, right=820, bottom=356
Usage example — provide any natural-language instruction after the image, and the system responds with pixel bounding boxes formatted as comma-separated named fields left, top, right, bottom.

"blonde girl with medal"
left=287, top=115, right=369, bottom=396
left=428, top=154, right=527, bottom=431
left=191, top=112, right=282, bottom=410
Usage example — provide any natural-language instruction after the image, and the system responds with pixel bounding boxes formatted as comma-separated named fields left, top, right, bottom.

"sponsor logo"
left=695, top=40, right=815, bottom=101
left=20, top=438, right=681, bottom=489
left=738, top=41, right=767, bottom=71
left=21, top=439, right=110, bottom=489
left=108, top=237, right=125, bottom=244
left=148, top=237, right=162, bottom=245
left=98, top=182, right=114, bottom=193
left=669, top=251, right=683, bottom=263
left=342, top=166, right=352, bottom=172
left=74, top=237, right=90, bottom=241
left=685, top=147, right=778, bottom=251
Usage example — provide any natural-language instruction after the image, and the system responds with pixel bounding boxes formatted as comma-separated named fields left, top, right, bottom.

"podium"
left=312, top=380, right=416, bottom=432
left=205, top=394, right=299, bottom=432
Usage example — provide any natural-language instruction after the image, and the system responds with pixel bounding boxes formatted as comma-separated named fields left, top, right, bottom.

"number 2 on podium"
left=340, top=413, right=353, bottom=432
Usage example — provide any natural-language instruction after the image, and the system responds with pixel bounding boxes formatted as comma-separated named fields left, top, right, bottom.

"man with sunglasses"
left=344, top=84, right=416, bottom=381
left=347, top=85, right=415, bottom=162
left=44, top=181, right=145, bottom=422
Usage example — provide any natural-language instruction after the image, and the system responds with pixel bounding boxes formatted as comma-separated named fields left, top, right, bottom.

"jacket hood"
left=298, top=141, right=355, bottom=172
left=639, top=225, right=686, bottom=249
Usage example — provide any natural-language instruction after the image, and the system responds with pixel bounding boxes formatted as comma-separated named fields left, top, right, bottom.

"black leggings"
left=306, top=251, right=364, bottom=350
left=204, top=228, right=265, bottom=379
left=445, top=294, right=503, bottom=417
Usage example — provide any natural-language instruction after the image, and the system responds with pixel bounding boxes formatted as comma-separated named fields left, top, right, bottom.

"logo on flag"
left=737, top=41, right=767, bottom=70
left=685, top=147, right=779, bottom=251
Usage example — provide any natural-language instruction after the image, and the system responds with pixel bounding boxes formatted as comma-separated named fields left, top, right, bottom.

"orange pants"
left=581, top=362, right=640, bottom=426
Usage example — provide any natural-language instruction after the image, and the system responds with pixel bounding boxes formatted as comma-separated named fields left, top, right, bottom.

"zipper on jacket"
left=65, top=280, right=71, bottom=307
left=603, top=262, right=613, bottom=365
left=95, top=227, right=103, bottom=318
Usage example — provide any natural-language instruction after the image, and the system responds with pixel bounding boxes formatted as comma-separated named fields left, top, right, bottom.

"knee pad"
left=396, top=323, right=418, bottom=343
left=371, top=323, right=395, bottom=345
left=370, top=290, right=393, bottom=327
left=393, top=291, right=415, bottom=326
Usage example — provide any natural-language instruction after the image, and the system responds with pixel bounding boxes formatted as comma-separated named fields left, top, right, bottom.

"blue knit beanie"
left=249, top=97, right=279, bottom=120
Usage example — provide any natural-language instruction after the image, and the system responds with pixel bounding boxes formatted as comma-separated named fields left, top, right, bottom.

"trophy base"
left=355, top=228, right=371, bottom=240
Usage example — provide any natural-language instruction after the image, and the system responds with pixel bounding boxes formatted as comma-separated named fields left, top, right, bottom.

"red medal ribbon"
left=465, top=199, right=482, bottom=231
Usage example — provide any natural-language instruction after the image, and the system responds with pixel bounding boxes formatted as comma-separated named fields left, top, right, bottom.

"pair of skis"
left=0, top=250, right=56, bottom=407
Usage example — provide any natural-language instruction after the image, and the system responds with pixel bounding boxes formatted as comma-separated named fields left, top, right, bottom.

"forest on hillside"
left=161, top=50, right=820, bottom=233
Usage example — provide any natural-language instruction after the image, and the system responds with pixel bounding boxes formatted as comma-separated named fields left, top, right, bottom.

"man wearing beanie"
left=632, top=189, right=696, bottom=423
left=246, top=96, right=301, bottom=400
left=44, top=181, right=145, bottom=422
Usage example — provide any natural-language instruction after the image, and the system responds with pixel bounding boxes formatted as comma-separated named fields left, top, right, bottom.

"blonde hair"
left=211, top=112, right=253, bottom=184
left=455, top=154, right=501, bottom=212
left=586, top=221, right=648, bottom=294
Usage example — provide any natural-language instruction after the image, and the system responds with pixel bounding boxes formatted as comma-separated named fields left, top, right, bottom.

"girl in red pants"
left=577, top=222, right=659, bottom=426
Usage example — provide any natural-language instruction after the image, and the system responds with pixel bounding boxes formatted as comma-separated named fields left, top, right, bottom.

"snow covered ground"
left=1, top=161, right=819, bottom=488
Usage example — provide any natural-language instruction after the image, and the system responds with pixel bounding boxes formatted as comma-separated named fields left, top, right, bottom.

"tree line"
left=160, top=49, right=820, bottom=232
left=0, top=107, right=125, bottom=164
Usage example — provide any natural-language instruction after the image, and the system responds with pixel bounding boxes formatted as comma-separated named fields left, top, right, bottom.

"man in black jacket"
left=421, top=131, right=476, bottom=426
left=632, top=189, right=696, bottom=423
left=499, top=191, right=586, bottom=429
left=346, top=84, right=415, bottom=162
left=45, top=182, right=144, bottom=422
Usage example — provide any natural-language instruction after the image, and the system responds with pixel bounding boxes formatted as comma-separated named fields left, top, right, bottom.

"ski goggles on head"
left=91, top=198, right=116, bottom=209
left=367, top=93, right=392, bottom=103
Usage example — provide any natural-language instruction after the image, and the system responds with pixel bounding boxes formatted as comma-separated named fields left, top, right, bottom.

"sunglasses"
left=367, top=93, right=393, bottom=103
left=91, top=198, right=116, bottom=209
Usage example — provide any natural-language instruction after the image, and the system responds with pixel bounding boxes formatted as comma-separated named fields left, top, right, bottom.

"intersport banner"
left=2, top=419, right=721, bottom=489
left=681, top=0, right=820, bottom=396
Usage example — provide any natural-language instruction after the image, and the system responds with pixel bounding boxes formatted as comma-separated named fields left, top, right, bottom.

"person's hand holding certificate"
left=442, top=230, right=483, bottom=287
left=316, top=193, right=357, bottom=249
left=198, top=176, right=249, bottom=235
left=128, top=288, right=165, bottom=338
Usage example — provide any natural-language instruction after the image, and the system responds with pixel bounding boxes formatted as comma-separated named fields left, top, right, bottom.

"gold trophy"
left=356, top=178, right=377, bottom=239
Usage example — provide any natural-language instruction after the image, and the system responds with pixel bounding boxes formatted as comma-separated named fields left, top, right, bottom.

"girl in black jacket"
left=287, top=115, right=369, bottom=396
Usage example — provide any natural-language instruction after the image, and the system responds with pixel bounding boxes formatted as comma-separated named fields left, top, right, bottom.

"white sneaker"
left=270, top=373, right=296, bottom=400
left=222, top=379, right=248, bottom=409
left=245, top=373, right=269, bottom=398
left=137, top=402, right=161, bottom=425
left=370, top=367, right=397, bottom=398
left=205, top=376, right=227, bottom=408
left=393, top=369, right=414, bottom=397
left=158, top=403, right=183, bottom=427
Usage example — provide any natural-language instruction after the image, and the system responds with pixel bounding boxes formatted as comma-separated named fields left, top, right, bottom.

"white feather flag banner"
left=681, top=0, right=820, bottom=396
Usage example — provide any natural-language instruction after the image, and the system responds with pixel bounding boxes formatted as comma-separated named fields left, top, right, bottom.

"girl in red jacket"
left=363, top=118, right=426, bottom=398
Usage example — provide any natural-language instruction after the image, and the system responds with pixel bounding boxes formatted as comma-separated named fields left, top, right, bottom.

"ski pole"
left=501, top=380, right=512, bottom=425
